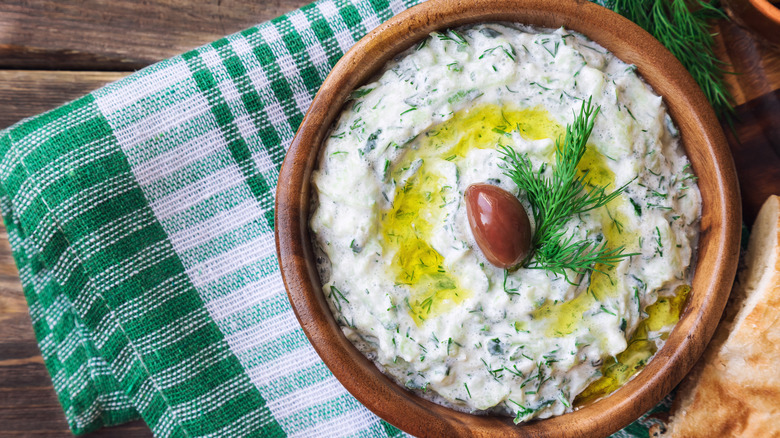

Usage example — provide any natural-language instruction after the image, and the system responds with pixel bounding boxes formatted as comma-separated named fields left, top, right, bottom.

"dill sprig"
left=606, top=0, right=734, bottom=122
left=500, top=98, right=634, bottom=281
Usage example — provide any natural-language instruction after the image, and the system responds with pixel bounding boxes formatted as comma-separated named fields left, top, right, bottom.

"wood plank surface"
left=0, top=0, right=310, bottom=71
left=715, top=20, right=780, bottom=106
left=724, top=88, right=780, bottom=224
left=0, top=2, right=778, bottom=437
left=713, top=20, right=780, bottom=222
left=0, top=71, right=128, bottom=130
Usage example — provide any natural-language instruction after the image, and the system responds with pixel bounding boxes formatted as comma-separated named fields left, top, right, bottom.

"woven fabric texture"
left=0, top=0, right=673, bottom=436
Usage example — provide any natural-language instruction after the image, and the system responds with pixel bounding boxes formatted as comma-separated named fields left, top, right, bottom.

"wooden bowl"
left=722, top=0, right=780, bottom=50
left=275, top=0, right=741, bottom=436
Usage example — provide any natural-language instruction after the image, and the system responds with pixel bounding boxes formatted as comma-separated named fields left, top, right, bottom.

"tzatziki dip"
left=309, top=23, right=701, bottom=422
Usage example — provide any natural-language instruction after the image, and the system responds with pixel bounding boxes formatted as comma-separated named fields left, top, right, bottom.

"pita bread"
left=661, top=195, right=780, bottom=437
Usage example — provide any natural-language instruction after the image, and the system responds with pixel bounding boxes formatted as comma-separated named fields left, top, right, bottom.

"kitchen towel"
left=0, top=0, right=706, bottom=436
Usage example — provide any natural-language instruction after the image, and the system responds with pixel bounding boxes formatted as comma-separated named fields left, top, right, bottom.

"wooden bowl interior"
left=275, top=0, right=741, bottom=436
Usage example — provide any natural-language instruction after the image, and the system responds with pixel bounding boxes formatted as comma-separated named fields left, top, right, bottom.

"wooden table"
left=0, top=2, right=778, bottom=436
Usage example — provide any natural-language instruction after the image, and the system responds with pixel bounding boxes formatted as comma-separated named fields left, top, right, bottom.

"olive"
left=464, top=183, right=532, bottom=268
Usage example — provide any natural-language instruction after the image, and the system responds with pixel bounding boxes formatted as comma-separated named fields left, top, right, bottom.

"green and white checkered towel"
left=1, top=0, right=710, bottom=436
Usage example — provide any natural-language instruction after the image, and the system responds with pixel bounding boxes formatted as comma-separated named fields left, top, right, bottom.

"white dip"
left=309, top=23, right=701, bottom=422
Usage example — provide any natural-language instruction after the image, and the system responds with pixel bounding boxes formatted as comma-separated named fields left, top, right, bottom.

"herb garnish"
left=608, top=0, right=734, bottom=122
left=499, top=97, right=635, bottom=282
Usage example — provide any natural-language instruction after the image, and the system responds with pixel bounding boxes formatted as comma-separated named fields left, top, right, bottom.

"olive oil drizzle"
left=383, top=167, right=466, bottom=324
left=375, top=101, right=692, bottom=411
left=531, top=147, right=637, bottom=337
left=575, top=284, right=691, bottom=405
left=380, top=103, right=561, bottom=324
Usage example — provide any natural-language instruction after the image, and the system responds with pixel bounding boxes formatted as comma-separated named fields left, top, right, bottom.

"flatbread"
left=661, top=195, right=780, bottom=437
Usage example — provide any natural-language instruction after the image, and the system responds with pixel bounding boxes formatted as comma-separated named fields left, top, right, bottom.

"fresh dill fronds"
left=500, top=97, right=634, bottom=282
left=607, top=0, right=734, bottom=122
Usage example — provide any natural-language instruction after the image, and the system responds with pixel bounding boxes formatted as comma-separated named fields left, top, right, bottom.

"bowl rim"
left=275, top=0, right=742, bottom=436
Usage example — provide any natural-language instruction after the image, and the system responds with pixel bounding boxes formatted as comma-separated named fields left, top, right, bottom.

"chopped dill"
left=629, top=197, right=642, bottom=217
left=329, top=285, right=346, bottom=312
left=503, top=269, right=520, bottom=295
left=479, top=44, right=516, bottom=61
left=558, top=391, right=571, bottom=408
left=437, top=29, right=468, bottom=45
left=600, top=305, right=617, bottom=316
left=648, top=203, right=672, bottom=210
left=624, top=105, right=637, bottom=121
left=529, top=81, right=551, bottom=91
left=348, top=87, right=374, bottom=100
left=416, top=36, right=429, bottom=51
left=537, top=38, right=560, bottom=58
left=492, top=127, right=511, bottom=137
left=332, top=286, right=349, bottom=303
left=654, top=226, right=664, bottom=257
left=504, top=365, right=524, bottom=377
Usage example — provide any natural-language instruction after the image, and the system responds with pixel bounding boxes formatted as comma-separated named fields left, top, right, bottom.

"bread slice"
left=661, top=195, right=780, bottom=437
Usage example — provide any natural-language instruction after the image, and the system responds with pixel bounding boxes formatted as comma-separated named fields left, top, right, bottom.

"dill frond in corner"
left=607, top=0, right=735, bottom=123
left=499, top=98, right=635, bottom=282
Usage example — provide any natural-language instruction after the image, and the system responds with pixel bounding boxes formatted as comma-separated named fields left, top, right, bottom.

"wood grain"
left=712, top=20, right=780, bottom=222
left=722, top=0, right=780, bottom=52
left=714, top=20, right=780, bottom=106
left=0, top=70, right=128, bottom=130
left=723, top=89, right=780, bottom=224
left=0, top=0, right=310, bottom=71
